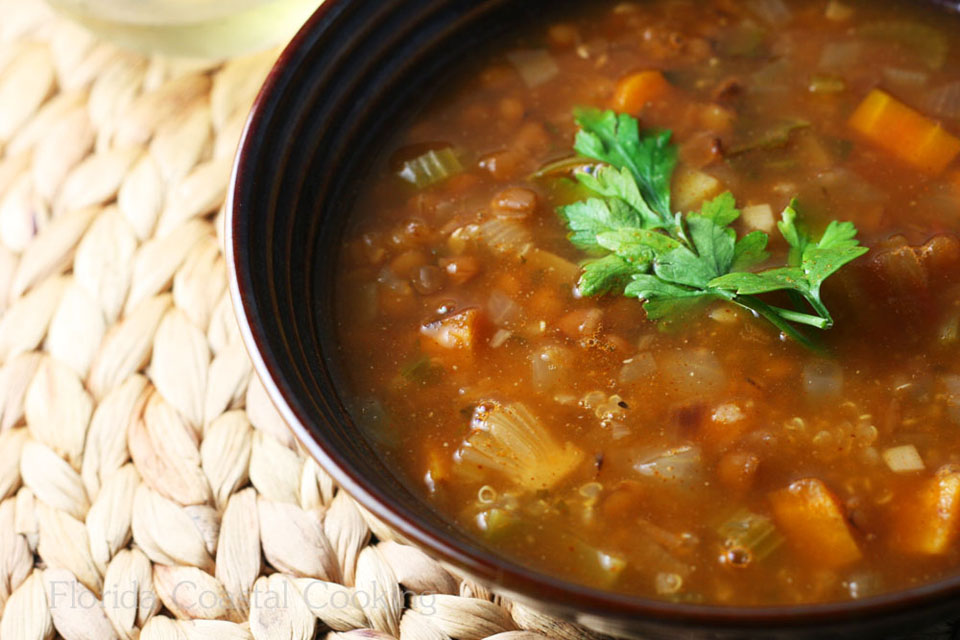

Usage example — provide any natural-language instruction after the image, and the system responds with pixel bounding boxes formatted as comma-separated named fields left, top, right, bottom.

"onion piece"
left=455, top=401, right=584, bottom=491
left=532, top=345, right=571, bottom=392
left=635, top=445, right=702, bottom=484
left=819, top=42, right=862, bottom=71
left=479, top=218, right=532, bottom=254
left=746, top=0, right=792, bottom=26
left=882, top=445, right=925, bottom=473
left=802, top=360, right=844, bottom=398
left=717, top=508, right=784, bottom=563
left=881, top=66, right=929, bottom=89
left=487, top=290, right=520, bottom=326
left=506, top=49, right=559, bottom=88
left=922, top=82, right=960, bottom=120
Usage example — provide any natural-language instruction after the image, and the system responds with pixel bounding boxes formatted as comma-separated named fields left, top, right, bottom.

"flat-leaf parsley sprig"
left=557, top=108, right=868, bottom=348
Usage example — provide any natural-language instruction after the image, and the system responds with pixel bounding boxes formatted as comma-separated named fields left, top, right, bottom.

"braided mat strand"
left=0, top=2, right=956, bottom=639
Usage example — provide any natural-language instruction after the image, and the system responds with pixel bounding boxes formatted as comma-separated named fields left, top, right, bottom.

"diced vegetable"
left=728, top=119, right=810, bottom=156
left=672, top=168, right=722, bottom=212
left=635, top=446, right=702, bottom=484
left=523, top=248, right=581, bottom=283
left=397, top=147, right=463, bottom=188
left=803, top=360, right=844, bottom=398
left=741, top=204, right=775, bottom=233
left=612, top=70, right=670, bottom=114
left=420, top=308, right=484, bottom=356
left=923, top=82, right=960, bottom=120
left=808, top=74, right=845, bottom=94
left=746, top=0, right=792, bottom=26
left=858, top=22, right=948, bottom=70
left=848, top=89, right=960, bottom=174
left=882, top=67, right=929, bottom=88
left=455, top=401, right=585, bottom=491
left=819, top=42, right=861, bottom=71
left=479, top=218, right=533, bottom=253
left=717, top=22, right=768, bottom=59
left=717, top=508, right=784, bottom=564
left=487, top=290, right=520, bottom=326
left=619, top=353, right=656, bottom=384
left=893, top=465, right=960, bottom=554
left=491, top=187, right=538, bottom=219
left=475, top=507, right=519, bottom=540
left=825, top=0, right=853, bottom=22
left=661, top=350, right=726, bottom=395
left=882, top=444, right=925, bottom=473
left=531, top=345, right=572, bottom=392
left=769, top=478, right=861, bottom=568
left=506, top=49, right=559, bottom=88
left=400, top=355, right=443, bottom=386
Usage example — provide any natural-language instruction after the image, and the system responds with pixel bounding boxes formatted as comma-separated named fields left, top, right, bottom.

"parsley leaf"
left=572, top=107, right=677, bottom=224
left=710, top=201, right=869, bottom=326
left=554, top=108, right=867, bottom=348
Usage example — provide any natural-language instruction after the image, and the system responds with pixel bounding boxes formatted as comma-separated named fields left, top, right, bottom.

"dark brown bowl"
left=226, top=1, right=960, bottom=637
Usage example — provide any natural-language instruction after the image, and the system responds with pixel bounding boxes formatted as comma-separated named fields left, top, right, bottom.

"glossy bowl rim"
left=226, top=0, right=960, bottom=630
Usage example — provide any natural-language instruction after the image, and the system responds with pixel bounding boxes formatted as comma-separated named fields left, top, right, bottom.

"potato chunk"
left=769, top=478, right=861, bottom=568
left=893, top=465, right=960, bottom=555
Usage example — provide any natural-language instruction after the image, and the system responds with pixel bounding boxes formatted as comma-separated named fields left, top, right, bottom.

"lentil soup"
left=333, top=0, right=960, bottom=606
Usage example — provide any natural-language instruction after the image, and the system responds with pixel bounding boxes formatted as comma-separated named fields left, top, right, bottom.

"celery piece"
left=858, top=22, right=947, bottom=70
left=809, top=74, right=846, bottom=94
left=399, top=355, right=442, bottom=386
left=717, top=508, right=784, bottom=562
left=397, top=147, right=463, bottom=188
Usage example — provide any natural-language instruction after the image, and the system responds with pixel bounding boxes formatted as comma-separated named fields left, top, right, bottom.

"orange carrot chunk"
left=892, top=465, right=960, bottom=555
left=612, top=70, right=670, bottom=114
left=768, top=478, right=862, bottom=569
left=849, top=89, right=960, bottom=174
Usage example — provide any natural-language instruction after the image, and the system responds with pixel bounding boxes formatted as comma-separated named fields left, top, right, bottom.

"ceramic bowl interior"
left=228, top=1, right=960, bottom=637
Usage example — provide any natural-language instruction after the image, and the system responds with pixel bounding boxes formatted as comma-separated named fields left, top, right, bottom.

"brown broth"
left=333, top=0, right=960, bottom=605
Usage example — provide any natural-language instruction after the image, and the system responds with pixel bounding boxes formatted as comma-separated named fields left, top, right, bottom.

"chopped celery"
left=858, top=22, right=947, bottom=70
left=717, top=508, right=784, bottom=563
left=729, top=119, right=810, bottom=156
left=400, top=355, right=443, bottom=386
left=397, top=147, right=463, bottom=188
left=717, top=23, right=768, bottom=58
left=475, top=507, right=519, bottom=540
left=808, top=74, right=846, bottom=94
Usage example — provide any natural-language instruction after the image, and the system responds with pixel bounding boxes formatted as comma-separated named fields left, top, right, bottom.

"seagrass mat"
left=0, top=1, right=955, bottom=639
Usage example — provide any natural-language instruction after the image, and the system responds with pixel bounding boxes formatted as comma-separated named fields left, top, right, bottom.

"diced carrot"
left=612, top=70, right=670, bottom=114
left=848, top=89, right=960, bottom=174
left=891, top=465, right=960, bottom=555
left=768, top=478, right=862, bottom=568
left=420, top=308, right=485, bottom=359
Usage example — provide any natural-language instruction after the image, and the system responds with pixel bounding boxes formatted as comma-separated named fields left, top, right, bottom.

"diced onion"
left=455, top=401, right=584, bottom=491
left=506, top=49, right=559, bottom=88
left=532, top=345, right=571, bottom=392
left=922, top=82, right=960, bottom=120
left=479, top=218, right=532, bottom=254
left=746, top=0, right=792, bottom=26
left=635, top=446, right=702, bottom=483
left=655, top=572, right=684, bottom=595
left=490, top=329, right=512, bottom=349
left=397, top=147, right=463, bottom=188
left=882, top=67, right=929, bottom=88
left=660, top=350, right=726, bottom=394
left=487, top=290, right=520, bottom=326
left=619, top=353, right=656, bottom=384
left=741, top=204, right=775, bottom=233
left=819, top=42, right=861, bottom=71
left=882, top=445, right=925, bottom=473
left=803, top=360, right=844, bottom=398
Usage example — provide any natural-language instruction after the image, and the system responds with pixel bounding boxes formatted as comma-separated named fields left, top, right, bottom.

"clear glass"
left=47, top=0, right=322, bottom=58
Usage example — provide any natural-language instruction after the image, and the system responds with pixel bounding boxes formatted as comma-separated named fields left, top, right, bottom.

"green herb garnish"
left=557, top=108, right=868, bottom=348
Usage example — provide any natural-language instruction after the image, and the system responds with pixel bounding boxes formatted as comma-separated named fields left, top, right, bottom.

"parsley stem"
left=762, top=304, right=831, bottom=329
left=733, top=296, right=821, bottom=352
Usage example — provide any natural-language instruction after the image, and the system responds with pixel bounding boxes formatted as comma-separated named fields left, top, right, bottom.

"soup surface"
left=334, top=0, right=960, bottom=605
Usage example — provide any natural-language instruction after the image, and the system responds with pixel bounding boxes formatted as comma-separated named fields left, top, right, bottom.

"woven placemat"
left=0, top=2, right=955, bottom=639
